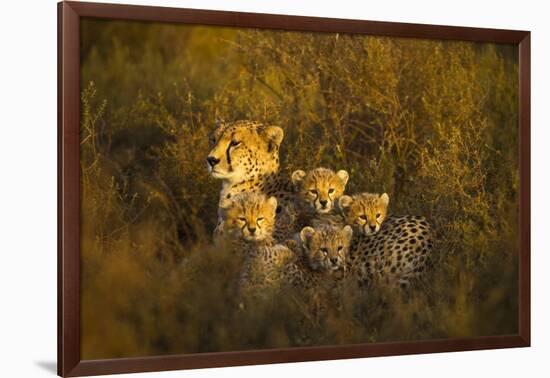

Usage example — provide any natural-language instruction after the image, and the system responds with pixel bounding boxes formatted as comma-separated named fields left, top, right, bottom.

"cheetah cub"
left=338, top=193, right=433, bottom=288
left=338, top=193, right=389, bottom=235
left=218, top=192, right=296, bottom=293
left=283, top=225, right=354, bottom=317
left=291, top=168, right=349, bottom=228
left=299, top=225, right=353, bottom=274
left=283, top=225, right=353, bottom=288
left=219, top=192, right=278, bottom=244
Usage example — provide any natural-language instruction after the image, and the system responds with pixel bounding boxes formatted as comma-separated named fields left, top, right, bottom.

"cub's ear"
left=338, top=195, right=353, bottom=211
left=218, top=198, right=233, bottom=220
left=380, top=193, right=389, bottom=206
left=219, top=198, right=233, bottom=210
left=266, top=196, right=278, bottom=213
left=300, top=226, right=316, bottom=246
left=336, top=170, right=349, bottom=186
left=291, top=170, right=306, bottom=187
left=342, top=225, right=353, bottom=241
left=262, top=126, right=284, bottom=151
left=284, top=238, right=300, bottom=253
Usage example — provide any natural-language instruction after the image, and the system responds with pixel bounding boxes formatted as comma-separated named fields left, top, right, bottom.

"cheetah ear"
left=336, top=170, right=349, bottom=186
left=218, top=198, right=233, bottom=220
left=285, top=238, right=300, bottom=253
left=342, top=225, right=353, bottom=241
left=214, top=119, right=225, bottom=129
left=262, top=126, right=284, bottom=152
left=291, top=170, right=306, bottom=187
left=219, top=197, right=233, bottom=210
left=266, top=196, right=278, bottom=213
left=300, top=226, right=316, bottom=246
left=338, top=195, right=353, bottom=211
left=380, top=193, right=389, bottom=206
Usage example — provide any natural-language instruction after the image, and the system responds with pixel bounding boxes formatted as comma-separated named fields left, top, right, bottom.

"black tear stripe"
left=226, top=141, right=233, bottom=172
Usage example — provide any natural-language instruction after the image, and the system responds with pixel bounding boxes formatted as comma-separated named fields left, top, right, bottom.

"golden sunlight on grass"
left=80, top=19, right=519, bottom=359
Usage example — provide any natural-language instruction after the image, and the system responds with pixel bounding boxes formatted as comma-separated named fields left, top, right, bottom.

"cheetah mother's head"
left=206, top=120, right=284, bottom=183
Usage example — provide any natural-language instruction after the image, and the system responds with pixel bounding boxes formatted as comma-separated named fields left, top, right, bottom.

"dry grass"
left=80, top=20, right=519, bottom=359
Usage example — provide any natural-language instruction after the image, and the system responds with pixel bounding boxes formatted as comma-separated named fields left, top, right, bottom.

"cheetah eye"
left=309, top=189, right=317, bottom=195
left=238, top=217, right=246, bottom=222
left=257, top=217, right=264, bottom=223
left=360, top=215, right=367, bottom=220
left=376, top=213, right=381, bottom=219
left=320, top=248, right=328, bottom=255
left=337, top=246, right=343, bottom=252
left=328, top=188, right=335, bottom=194
left=209, top=136, right=216, bottom=145
left=230, top=140, right=241, bottom=147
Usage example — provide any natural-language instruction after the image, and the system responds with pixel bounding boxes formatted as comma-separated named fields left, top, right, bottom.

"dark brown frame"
left=58, top=1, right=531, bottom=376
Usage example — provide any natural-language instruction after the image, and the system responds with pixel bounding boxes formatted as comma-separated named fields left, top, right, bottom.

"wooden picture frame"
left=58, top=1, right=530, bottom=376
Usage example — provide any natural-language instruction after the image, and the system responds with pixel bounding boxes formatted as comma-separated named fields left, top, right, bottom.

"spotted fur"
left=281, top=225, right=353, bottom=289
left=279, top=225, right=355, bottom=318
left=299, top=225, right=353, bottom=273
left=340, top=193, right=433, bottom=287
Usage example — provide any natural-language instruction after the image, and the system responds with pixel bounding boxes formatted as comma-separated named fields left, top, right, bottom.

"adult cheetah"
left=207, top=120, right=296, bottom=241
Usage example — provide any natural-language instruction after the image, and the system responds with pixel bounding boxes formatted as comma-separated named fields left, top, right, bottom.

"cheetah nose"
left=207, top=156, right=220, bottom=167
left=247, top=226, right=256, bottom=234
left=369, top=225, right=377, bottom=231
left=319, top=199, right=328, bottom=207
left=330, top=257, right=338, bottom=265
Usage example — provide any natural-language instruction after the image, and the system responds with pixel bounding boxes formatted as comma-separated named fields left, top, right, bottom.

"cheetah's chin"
left=362, top=229, right=379, bottom=236
left=210, top=170, right=229, bottom=179
left=243, top=234, right=266, bottom=242
left=315, top=207, right=332, bottom=214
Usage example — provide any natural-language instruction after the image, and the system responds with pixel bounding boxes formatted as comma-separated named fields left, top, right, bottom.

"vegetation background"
left=80, top=19, right=519, bottom=359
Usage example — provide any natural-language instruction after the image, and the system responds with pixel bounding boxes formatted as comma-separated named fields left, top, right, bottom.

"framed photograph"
left=58, top=1, right=530, bottom=376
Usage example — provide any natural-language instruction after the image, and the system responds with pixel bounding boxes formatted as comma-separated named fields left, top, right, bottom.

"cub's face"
left=206, top=121, right=284, bottom=183
left=339, top=193, right=389, bottom=235
left=291, top=168, right=349, bottom=214
left=300, top=226, right=353, bottom=272
left=220, top=192, right=277, bottom=242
